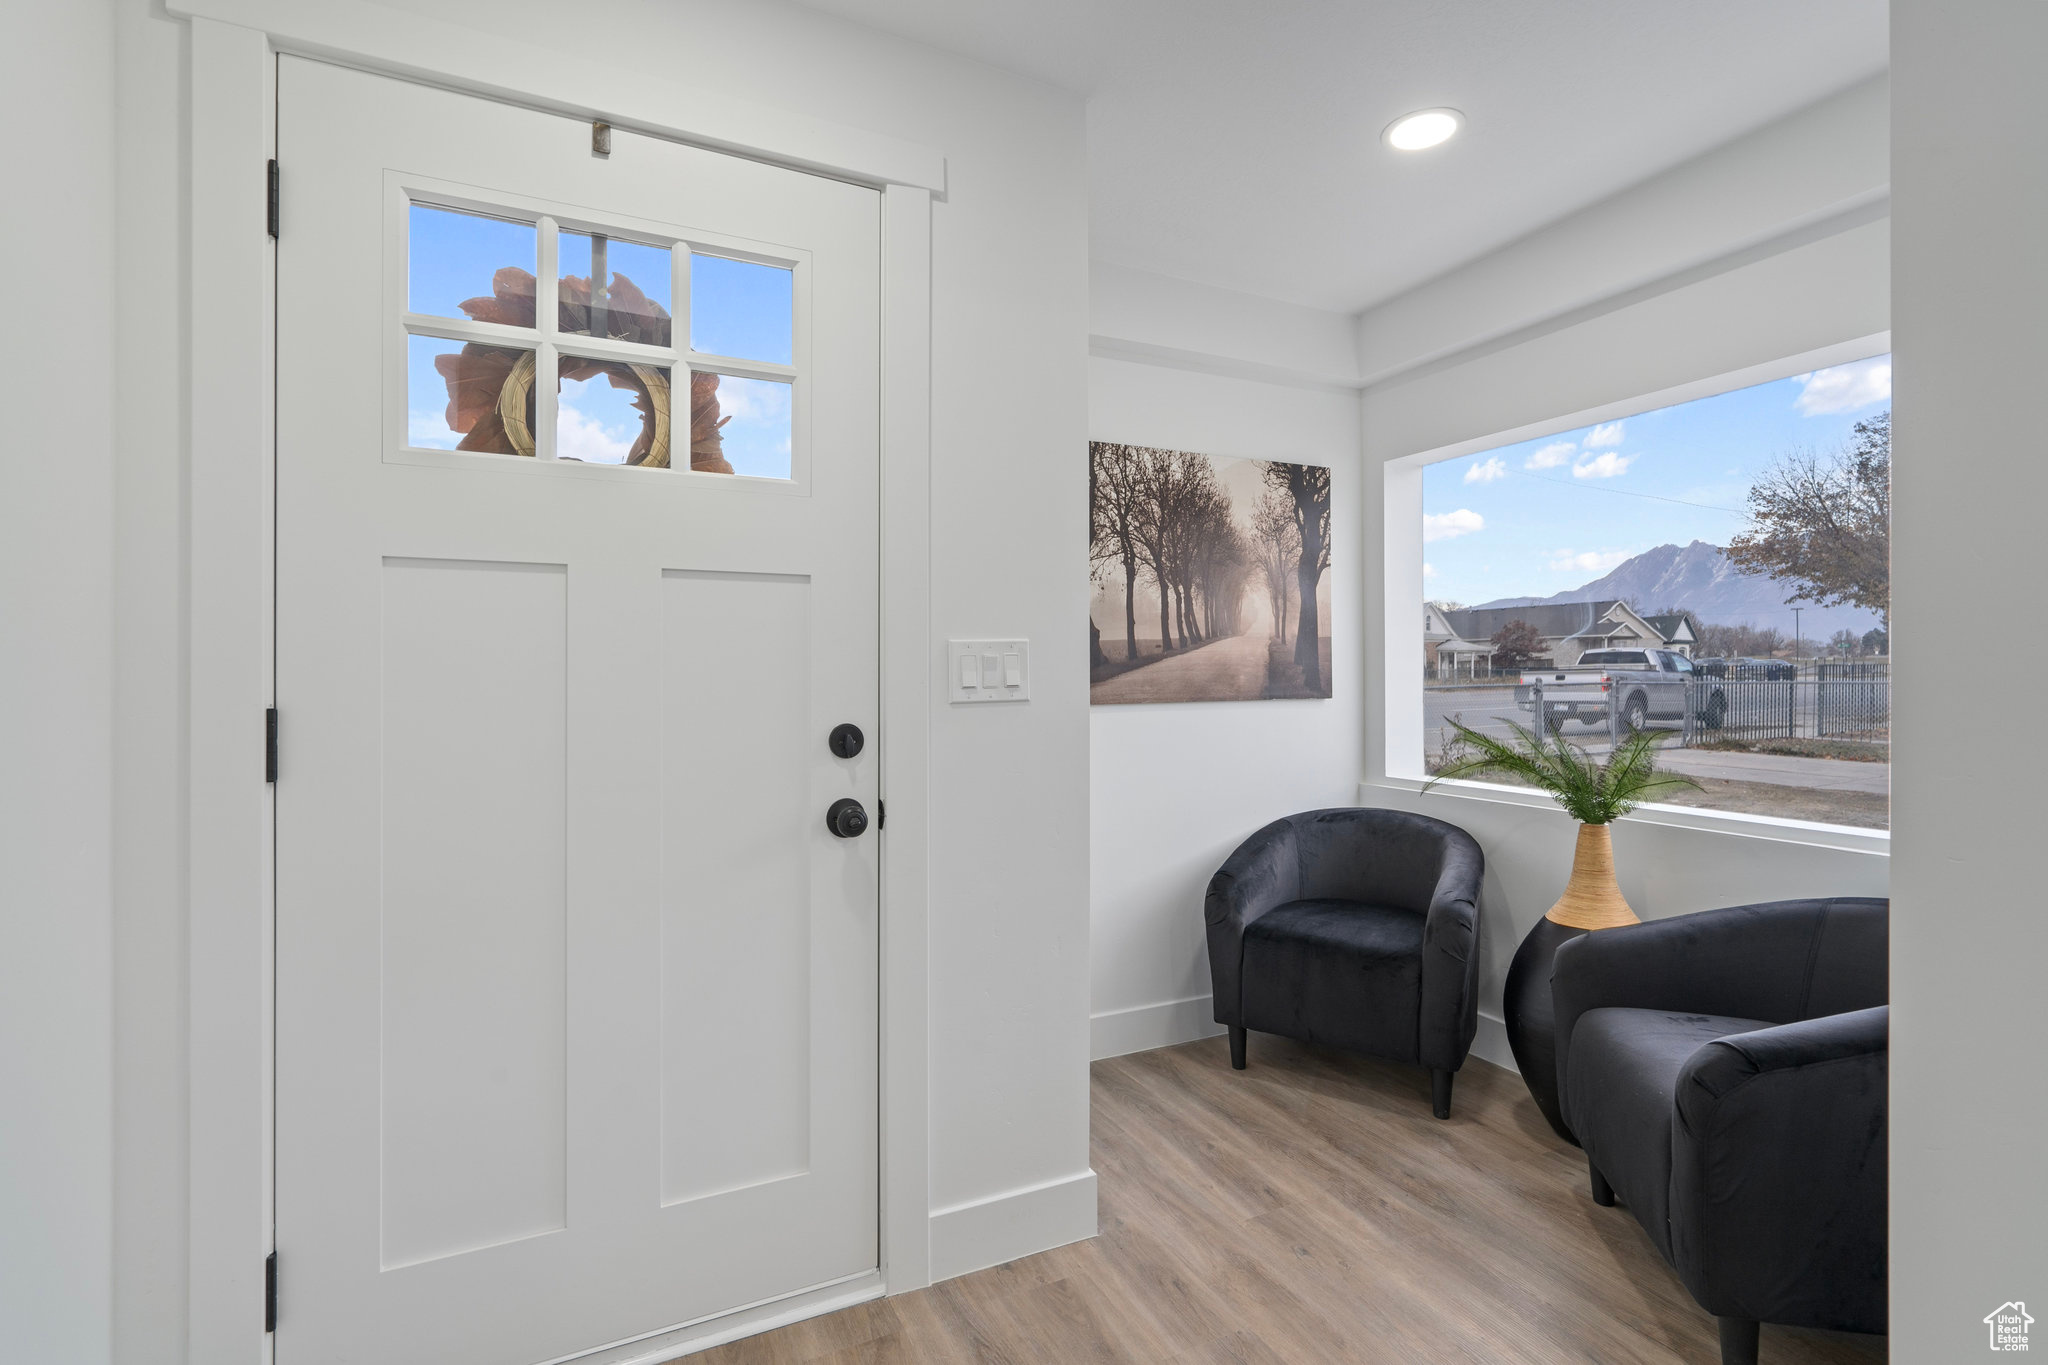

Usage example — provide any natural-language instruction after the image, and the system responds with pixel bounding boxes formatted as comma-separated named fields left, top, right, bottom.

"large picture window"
left=1419, top=355, right=1891, bottom=831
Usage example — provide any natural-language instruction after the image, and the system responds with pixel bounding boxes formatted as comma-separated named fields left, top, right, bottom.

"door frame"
left=179, top=7, right=939, bottom=1361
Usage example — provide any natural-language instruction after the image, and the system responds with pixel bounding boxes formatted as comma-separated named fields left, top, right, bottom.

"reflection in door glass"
left=693, top=373, right=791, bottom=479
left=558, top=360, right=672, bottom=466
left=409, top=335, right=535, bottom=455
left=558, top=233, right=673, bottom=342
left=690, top=254, right=793, bottom=365
left=408, top=205, right=536, bottom=323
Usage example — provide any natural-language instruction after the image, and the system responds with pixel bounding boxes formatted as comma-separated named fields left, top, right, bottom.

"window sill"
left=1362, top=774, right=1890, bottom=857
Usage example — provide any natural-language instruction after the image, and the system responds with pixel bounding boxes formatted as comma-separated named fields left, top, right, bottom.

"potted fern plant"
left=1428, top=717, right=1701, bottom=1144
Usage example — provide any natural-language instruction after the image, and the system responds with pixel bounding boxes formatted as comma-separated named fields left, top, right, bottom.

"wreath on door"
left=431, top=266, right=735, bottom=473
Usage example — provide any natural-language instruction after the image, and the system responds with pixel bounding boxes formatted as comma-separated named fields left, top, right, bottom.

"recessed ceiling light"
left=1384, top=108, right=1463, bottom=152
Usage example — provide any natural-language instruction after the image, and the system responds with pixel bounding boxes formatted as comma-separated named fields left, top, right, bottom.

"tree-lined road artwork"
left=1090, top=442, right=1332, bottom=705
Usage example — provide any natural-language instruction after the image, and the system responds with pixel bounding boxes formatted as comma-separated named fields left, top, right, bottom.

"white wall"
left=1092, top=261, right=1361, bottom=389
left=1357, top=74, right=1890, bottom=387
left=111, top=7, right=193, bottom=1362
left=100, top=1, right=1091, bottom=1356
left=0, top=5, right=117, bottom=1364
left=1358, top=92, right=1892, bottom=1069
left=1889, top=2, right=2048, bottom=1351
left=1087, top=339, right=1363, bottom=1059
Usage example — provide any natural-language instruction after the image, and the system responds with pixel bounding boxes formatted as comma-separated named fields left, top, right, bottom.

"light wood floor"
left=688, top=1035, right=1888, bottom=1364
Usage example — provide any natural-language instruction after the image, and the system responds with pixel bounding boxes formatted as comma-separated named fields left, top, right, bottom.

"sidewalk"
left=1656, top=747, right=1889, bottom=795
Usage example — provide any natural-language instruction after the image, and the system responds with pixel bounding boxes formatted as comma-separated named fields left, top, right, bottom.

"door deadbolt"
left=829, top=723, right=865, bottom=759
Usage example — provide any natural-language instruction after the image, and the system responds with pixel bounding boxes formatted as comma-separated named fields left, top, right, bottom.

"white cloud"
left=1583, top=421, right=1625, bottom=448
left=408, top=410, right=458, bottom=450
left=1525, top=441, right=1575, bottom=470
left=556, top=397, right=634, bottom=464
left=1423, top=508, right=1484, bottom=542
left=1794, top=358, right=1891, bottom=416
left=1572, top=451, right=1635, bottom=479
left=1463, top=455, right=1507, bottom=484
left=1422, top=562, right=1438, bottom=578
left=1548, top=548, right=1633, bottom=574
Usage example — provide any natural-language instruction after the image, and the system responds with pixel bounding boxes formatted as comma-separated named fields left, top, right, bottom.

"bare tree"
left=1189, top=499, right=1253, bottom=639
left=1130, top=447, right=1187, bottom=652
left=1695, top=622, right=1786, bottom=658
left=1264, top=462, right=1332, bottom=692
left=1251, top=488, right=1299, bottom=643
left=1089, top=442, right=1145, bottom=662
left=1162, top=453, right=1228, bottom=649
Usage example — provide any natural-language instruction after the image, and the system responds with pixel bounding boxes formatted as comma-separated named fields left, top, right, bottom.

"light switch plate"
left=947, top=639, right=1030, bottom=703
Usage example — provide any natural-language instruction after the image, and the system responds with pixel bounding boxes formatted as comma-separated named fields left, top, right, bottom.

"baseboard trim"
left=928, top=1169, right=1098, bottom=1282
left=548, top=1269, right=885, bottom=1364
left=1471, top=1009, right=1516, bottom=1075
left=1091, top=994, right=1226, bottom=1060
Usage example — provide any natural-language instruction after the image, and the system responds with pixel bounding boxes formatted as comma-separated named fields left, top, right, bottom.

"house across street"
left=1426, top=599, right=1697, bottom=678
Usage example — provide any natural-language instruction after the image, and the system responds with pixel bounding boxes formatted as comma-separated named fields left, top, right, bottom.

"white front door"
left=275, top=57, right=880, bottom=1364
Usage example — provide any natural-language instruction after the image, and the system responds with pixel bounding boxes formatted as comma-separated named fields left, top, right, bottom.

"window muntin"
left=400, top=195, right=800, bottom=480
left=1420, top=356, right=1891, bottom=832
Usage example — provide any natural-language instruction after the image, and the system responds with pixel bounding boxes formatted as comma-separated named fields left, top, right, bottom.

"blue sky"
left=406, top=204, right=791, bottom=475
left=1420, top=354, right=1891, bottom=607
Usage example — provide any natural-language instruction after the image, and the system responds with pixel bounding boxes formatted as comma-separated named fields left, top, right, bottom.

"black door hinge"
left=265, top=1251, right=278, bottom=1332
left=877, top=799, right=886, bottom=831
left=265, top=708, right=279, bottom=783
left=267, top=159, right=280, bottom=239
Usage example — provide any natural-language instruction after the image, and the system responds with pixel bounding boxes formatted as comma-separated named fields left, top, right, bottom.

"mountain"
left=1474, top=541, right=1883, bottom=641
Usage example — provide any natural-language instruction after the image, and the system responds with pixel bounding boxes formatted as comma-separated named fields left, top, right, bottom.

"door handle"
left=825, top=798, right=869, bottom=839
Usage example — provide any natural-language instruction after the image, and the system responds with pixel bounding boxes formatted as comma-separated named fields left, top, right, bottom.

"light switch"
left=947, top=639, right=1031, bottom=703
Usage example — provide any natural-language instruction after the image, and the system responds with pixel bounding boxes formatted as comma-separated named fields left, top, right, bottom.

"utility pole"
left=1792, top=606, right=1803, bottom=667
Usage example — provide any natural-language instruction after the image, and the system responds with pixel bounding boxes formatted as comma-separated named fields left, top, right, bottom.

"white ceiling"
left=793, top=0, right=1889, bottom=314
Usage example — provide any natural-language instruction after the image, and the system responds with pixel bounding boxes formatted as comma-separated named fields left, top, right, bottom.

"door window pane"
left=409, top=204, right=537, bottom=325
left=691, top=373, right=791, bottom=479
left=690, top=254, right=792, bottom=365
left=558, top=232, right=673, bottom=343
left=409, top=334, right=535, bottom=455
left=558, top=359, right=672, bottom=466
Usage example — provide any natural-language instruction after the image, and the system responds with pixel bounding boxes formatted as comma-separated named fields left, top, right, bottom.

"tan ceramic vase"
left=1545, top=823, right=1639, bottom=930
left=1505, top=822, right=1640, bottom=1144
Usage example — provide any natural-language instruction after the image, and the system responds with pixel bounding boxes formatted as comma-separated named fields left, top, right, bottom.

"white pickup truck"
left=1515, top=648, right=1727, bottom=732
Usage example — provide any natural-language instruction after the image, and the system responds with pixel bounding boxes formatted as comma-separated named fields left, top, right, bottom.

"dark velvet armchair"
left=1205, top=808, right=1484, bottom=1118
left=1552, top=898, right=1888, bottom=1365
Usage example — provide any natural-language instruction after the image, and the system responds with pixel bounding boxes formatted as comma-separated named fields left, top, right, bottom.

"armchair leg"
left=1228, top=1025, right=1247, bottom=1070
left=1717, top=1317, right=1759, bottom=1365
left=1588, top=1160, right=1615, bottom=1207
left=1430, top=1068, right=1453, bottom=1119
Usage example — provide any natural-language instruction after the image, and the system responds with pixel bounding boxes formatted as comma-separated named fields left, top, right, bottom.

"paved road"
left=1091, top=632, right=1270, bottom=704
left=1423, top=686, right=1888, bottom=795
